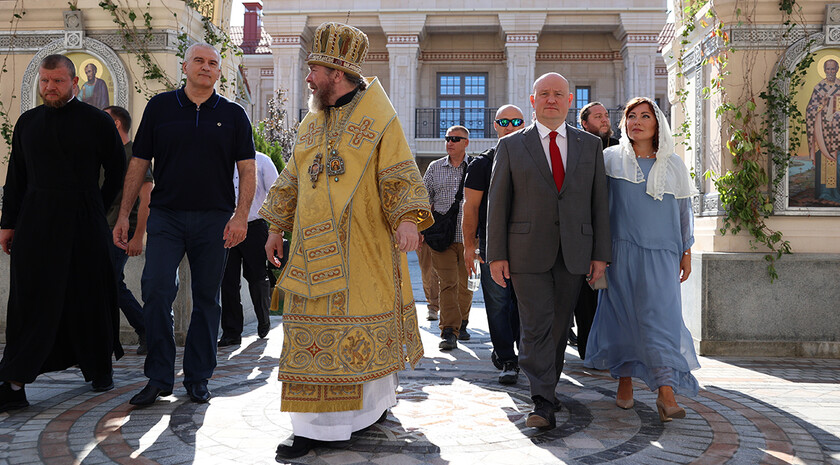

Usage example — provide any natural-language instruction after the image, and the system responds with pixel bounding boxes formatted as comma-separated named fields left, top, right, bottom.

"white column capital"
left=263, top=13, right=309, bottom=40
left=498, top=12, right=546, bottom=36
left=379, top=13, right=427, bottom=37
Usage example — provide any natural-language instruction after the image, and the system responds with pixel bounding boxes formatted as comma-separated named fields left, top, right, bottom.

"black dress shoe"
left=276, top=435, right=318, bottom=459
left=257, top=323, right=270, bottom=339
left=129, top=383, right=172, bottom=406
left=91, top=376, right=114, bottom=392
left=0, top=382, right=29, bottom=413
left=185, top=382, right=211, bottom=403
left=568, top=328, right=578, bottom=346
left=526, top=396, right=557, bottom=429
left=217, top=336, right=241, bottom=347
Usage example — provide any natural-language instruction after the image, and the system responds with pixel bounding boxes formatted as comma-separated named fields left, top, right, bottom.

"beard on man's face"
left=40, top=88, right=73, bottom=109
left=596, top=125, right=613, bottom=139
left=307, top=81, right=334, bottom=113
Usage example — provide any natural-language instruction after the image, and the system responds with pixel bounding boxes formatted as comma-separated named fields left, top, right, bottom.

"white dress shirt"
left=534, top=120, right=568, bottom=174
left=233, top=152, right=279, bottom=222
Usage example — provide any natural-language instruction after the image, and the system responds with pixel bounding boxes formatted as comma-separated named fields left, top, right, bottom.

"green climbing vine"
left=676, top=0, right=812, bottom=281
left=98, top=0, right=241, bottom=98
left=0, top=0, right=25, bottom=162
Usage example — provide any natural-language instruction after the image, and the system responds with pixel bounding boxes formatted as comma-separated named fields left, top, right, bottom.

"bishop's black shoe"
left=276, top=435, right=318, bottom=459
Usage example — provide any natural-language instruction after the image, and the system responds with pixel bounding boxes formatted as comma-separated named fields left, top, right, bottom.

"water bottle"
left=467, top=252, right=481, bottom=292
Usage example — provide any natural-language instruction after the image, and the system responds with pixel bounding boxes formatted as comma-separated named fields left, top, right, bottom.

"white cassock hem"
left=288, top=373, right=398, bottom=441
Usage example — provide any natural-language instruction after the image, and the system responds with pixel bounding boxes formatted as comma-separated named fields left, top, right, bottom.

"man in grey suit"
left=487, top=72, right=610, bottom=429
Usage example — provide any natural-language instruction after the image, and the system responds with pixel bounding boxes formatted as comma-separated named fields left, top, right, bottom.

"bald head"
left=530, top=73, right=573, bottom=129
left=494, top=104, right=525, bottom=138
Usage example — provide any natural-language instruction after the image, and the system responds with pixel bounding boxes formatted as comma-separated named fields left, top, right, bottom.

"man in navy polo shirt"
left=114, top=43, right=256, bottom=406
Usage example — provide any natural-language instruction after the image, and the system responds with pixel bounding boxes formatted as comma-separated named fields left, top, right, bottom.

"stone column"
left=270, top=38, right=307, bottom=124
left=616, top=13, right=664, bottom=101
left=504, top=35, right=539, bottom=117
left=264, top=15, right=308, bottom=123
left=620, top=35, right=659, bottom=100
left=380, top=13, right=426, bottom=153
left=386, top=35, right=420, bottom=152
left=498, top=13, right=545, bottom=121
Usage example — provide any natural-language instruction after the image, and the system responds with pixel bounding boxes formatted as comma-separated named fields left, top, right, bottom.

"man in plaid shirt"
left=422, top=125, right=474, bottom=350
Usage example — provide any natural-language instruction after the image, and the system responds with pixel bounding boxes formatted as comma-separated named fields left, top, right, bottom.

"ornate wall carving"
left=1, top=31, right=180, bottom=53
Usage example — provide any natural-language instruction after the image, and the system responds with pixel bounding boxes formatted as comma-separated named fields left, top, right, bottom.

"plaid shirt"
left=423, top=155, right=468, bottom=244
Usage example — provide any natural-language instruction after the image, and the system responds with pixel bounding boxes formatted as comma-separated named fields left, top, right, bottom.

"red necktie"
left=549, top=130, right=565, bottom=191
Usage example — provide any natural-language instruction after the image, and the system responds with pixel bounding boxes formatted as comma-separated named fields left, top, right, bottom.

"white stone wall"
left=259, top=1, right=667, bottom=156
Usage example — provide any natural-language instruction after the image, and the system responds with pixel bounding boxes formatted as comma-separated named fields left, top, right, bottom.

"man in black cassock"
left=0, top=54, right=125, bottom=412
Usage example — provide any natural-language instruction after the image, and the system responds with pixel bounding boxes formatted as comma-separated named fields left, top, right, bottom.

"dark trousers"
left=108, top=241, right=145, bottom=337
left=573, top=283, right=597, bottom=360
left=479, top=261, right=519, bottom=363
left=220, top=219, right=271, bottom=339
left=141, top=208, right=229, bottom=390
left=512, top=251, right=583, bottom=403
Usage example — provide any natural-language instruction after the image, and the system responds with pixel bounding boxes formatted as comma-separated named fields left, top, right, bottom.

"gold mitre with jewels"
left=307, top=22, right=368, bottom=78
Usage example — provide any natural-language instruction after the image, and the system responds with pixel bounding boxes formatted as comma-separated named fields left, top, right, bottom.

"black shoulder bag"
left=422, top=166, right=467, bottom=252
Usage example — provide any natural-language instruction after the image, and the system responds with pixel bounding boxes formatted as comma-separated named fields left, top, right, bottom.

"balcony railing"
left=299, top=106, right=639, bottom=140
left=416, top=108, right=498, bottom=139
left=415, top=107, right=627, bottom=139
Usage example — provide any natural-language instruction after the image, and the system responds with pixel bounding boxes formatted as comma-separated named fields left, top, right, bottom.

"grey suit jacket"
left=486, top=123, right=611, bottom=275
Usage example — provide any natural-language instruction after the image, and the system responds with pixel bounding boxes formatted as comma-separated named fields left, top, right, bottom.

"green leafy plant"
left=98, top=0, right=241, bottom=98
left=677, top=0, right=810, bottom=280
left=257, top=88, right=299, bottom=167
left=0, top=0, right=25, bottom=162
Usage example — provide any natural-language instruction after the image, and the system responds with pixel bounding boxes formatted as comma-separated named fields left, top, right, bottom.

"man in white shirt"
left=219, top=152, right=279, bottom=346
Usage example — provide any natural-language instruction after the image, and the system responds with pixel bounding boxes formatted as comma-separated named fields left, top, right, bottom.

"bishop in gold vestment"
left=260, top=22, right=432, bottom=459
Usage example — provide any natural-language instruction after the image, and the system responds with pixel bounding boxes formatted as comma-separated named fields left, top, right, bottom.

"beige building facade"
left=664, top=0, right=840, bottom=357
left=0, top=0, right=246, bottom=345
left=238, top=0, right=668, bottom=163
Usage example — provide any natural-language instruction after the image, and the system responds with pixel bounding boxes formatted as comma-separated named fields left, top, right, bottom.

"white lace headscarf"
left=603, top=98, right=696, bottom=200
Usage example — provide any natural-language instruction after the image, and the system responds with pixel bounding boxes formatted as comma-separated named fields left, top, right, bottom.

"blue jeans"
left=108, top=241, right=145, bottom=337
left=142, top=208, right=230, bottom=390
left=480, top=261, right=520, bottom=363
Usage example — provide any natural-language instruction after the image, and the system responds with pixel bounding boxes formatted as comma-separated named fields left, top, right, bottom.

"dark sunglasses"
left=445, top=136, right=467, bottom=143
left=495, top=118, right=524, bottom=127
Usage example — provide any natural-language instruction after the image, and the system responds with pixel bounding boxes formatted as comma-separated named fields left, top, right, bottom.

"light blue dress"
left=584, top=158, right=700, bottom=396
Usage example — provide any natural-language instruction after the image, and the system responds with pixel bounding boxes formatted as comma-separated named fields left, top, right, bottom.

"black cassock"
left=0, top=98, right=125, bottom=383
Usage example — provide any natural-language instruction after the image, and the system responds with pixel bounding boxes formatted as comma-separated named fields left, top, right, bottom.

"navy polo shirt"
left=133, top=87, right=255, bottom=212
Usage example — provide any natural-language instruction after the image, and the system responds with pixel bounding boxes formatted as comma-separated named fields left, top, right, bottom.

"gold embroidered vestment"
left=259, top=78, right=432, bottom=412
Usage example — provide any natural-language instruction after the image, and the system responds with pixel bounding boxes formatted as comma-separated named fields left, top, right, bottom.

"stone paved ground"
left=1, top=253, right=839, bottom=464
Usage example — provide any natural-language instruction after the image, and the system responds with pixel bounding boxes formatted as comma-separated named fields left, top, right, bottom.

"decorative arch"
left=772, top=29, right=840, bottom=215
left=20, top=36, right=130, bottom=112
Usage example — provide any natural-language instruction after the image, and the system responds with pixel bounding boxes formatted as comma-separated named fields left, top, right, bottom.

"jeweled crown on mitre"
left=307, top=22, right=368, bottom=78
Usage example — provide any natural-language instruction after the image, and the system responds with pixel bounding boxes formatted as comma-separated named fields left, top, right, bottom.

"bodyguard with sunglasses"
left=462, top=105, right=525, bottom=385
left=422, top=126, right=475, bottom=350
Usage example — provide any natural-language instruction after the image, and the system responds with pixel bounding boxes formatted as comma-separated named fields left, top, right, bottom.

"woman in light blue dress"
left=584, top=97, right=700, bottom=422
